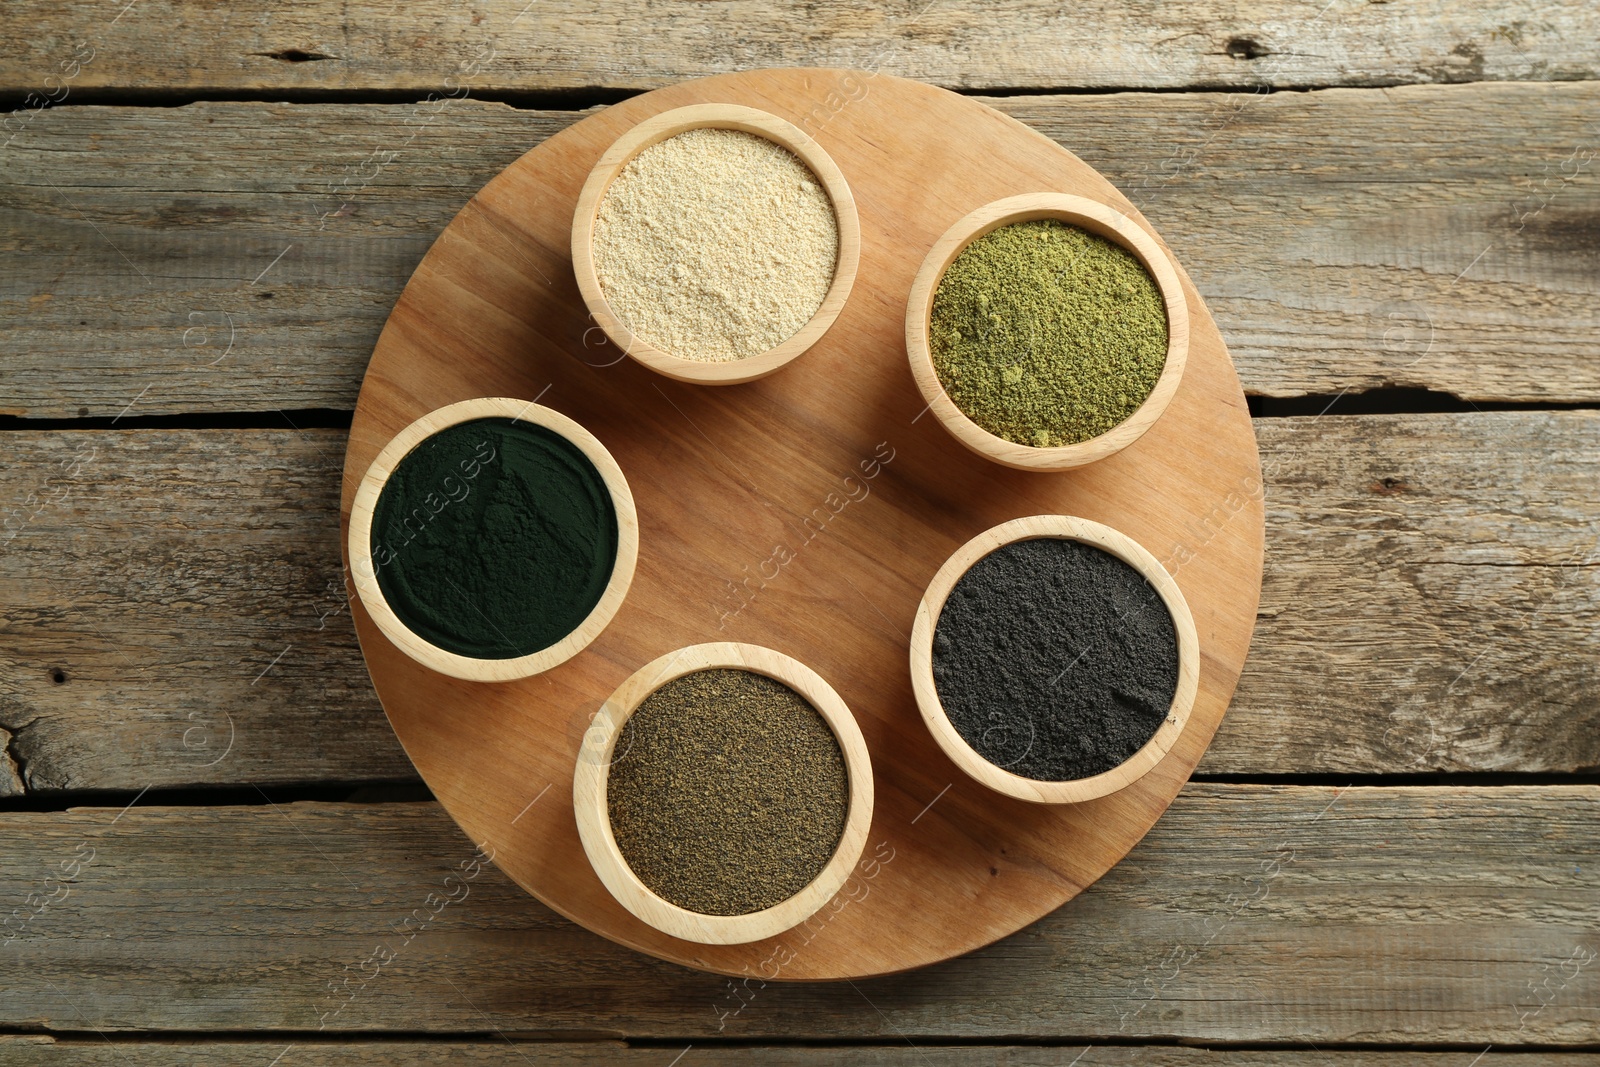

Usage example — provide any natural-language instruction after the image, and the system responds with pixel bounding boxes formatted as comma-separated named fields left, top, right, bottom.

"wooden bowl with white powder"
left=571, top=103, right=861, bottom=385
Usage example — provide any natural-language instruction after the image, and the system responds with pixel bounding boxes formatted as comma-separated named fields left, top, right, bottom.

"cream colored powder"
left=593, top=127, right=839, bottom=362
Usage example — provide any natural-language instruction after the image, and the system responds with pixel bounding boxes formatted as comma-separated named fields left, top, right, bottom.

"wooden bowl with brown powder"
left=909, top=515, right=1200, bottom=805
left=905, top=192, right=1190, bottom=471
left=572, top=642, right=874, bottom=945
left=571, top=103, right=861, bottom=385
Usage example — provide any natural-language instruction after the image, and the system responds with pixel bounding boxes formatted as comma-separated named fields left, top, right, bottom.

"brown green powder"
left=929, top=219, right=1168, bottom=448
left=606, top=668, right=848, bottom=916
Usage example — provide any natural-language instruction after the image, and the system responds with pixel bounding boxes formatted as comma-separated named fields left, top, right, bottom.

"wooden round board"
left=340, top=68, right=1265, bottom=980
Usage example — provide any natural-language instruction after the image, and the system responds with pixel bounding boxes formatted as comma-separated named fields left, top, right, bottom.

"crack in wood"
left=249, top=49, right=339, bottom=63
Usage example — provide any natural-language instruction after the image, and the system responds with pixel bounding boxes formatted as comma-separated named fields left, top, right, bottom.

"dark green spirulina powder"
left=370, top=417, right=618, bottom=659
left=607, top=668, right=848, bottom=916
left=932, top=537, right=1179, bottom=782
left=930, top=219, right=1168, bottom=448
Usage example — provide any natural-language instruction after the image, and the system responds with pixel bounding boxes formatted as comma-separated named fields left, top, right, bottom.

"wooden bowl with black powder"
left=348, top=397, right=638, bottom=683
left=905, top=192, right=1190, bottom=471
left=571, top=103, right=861, bottom=385
left=572, top=643, right=873, bottom=945
left=910, top=515, right=1199, bottom=804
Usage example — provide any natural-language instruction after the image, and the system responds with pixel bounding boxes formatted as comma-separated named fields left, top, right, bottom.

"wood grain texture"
left=4, top=83, right=1598, bottom=414
left=0, top=428, right=416, bottom=796
left=0, top=788, right=1595, bottom=1043
left=4, top=0, right=1593, bottom=96
left=337, top=67, right=1262, bottom=979
left=1229, top=409, right=1600, bottom=776
left=0, top=411, right=1594, bottom=796
left=6, top=1042, right=1600, bottom=1066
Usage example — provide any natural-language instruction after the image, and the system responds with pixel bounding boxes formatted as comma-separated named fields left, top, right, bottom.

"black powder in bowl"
left=931, top=537, right=1180, bottom=782
left=606, top=668, right=849, bottom=916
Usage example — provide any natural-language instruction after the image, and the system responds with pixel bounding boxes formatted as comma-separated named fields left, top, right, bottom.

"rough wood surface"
left=4, top=82, right=1599, bottom=415
left=1, top=411, right=1594, bottom=796
left=0, top=428, right=415, bottom=795
left=5, top=1040, right=1599, bottom=1066
left=1234, top=409, right=1600, bottom=776
left=4, top=0, right=1593, bottom=96
left=0, top=788, right=1595, bottom=1043
left=1, top=8, right=1593, bottom=1054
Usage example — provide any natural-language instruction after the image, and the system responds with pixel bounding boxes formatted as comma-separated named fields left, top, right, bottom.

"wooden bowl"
left=904, top=192, right=1190, bottom=471
left=572, top=642, right=874, bottom=945
left=347, top=396, right=638, bottom=683
left=909, top=515, right=1199, bottom=804
left=571, top=102, right=861, bottom=385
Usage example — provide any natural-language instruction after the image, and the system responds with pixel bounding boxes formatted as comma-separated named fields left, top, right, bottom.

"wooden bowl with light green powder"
left=905, top=193, right=1191, bottom=471
left=572, top=103, right=861, bottom=385
left=573, top=642, right=874, bottom=946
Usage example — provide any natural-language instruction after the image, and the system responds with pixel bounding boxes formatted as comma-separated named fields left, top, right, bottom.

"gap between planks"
left=4, top=83, right=1600, bottom=414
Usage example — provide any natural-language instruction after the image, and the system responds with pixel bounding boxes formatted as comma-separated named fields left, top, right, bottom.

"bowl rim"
left=571, top=102, right=861, bottom=385
left=904, top=192, right=1190, bottom=471
left=573, top=641, right=875, bottom=945
left=347, top=396, right=639, bottom=682
left=909, top=515, right=1200, bottom=804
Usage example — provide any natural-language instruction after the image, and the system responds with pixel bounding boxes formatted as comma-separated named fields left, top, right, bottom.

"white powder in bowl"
left=593, top=127, right=840, bottom=363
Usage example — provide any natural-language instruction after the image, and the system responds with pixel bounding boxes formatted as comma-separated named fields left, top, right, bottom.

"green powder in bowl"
left=929, top=218, right=1169, bottom=449
left=369, top=417, right=618, bottom=659
left=606, top=668, right=849, bottom=916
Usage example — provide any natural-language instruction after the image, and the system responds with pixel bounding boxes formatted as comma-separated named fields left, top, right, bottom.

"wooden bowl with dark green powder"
left=909, top=515, right=1200, bottom=804
left=348, top=397, right=639, bottom=683
left=905, top=193, right=1191, bottom=471
left=572, top=643, right=873, bottom=945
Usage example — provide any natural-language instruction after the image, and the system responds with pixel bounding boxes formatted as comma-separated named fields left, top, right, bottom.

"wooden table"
left=2, top=3, right=1596, bottom=1063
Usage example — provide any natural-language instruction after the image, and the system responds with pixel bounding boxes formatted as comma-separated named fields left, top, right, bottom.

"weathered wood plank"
left=4, top=83, right=1599, bottom=415
left=0, top=105, right=576, bottom=419
left=0, top=412, right=1594, bottom=795
left=5, top=0, right=1592, bottom=97
left=1226, top=409, right=1600, bottom=776
left=1012, top=83, right=1600, bottom=403
left=0, top=428, right=413, bottom=794
left=0, top=788, right=1595, bottom=1042
left=5, top=1039, right=1599, bottom=1066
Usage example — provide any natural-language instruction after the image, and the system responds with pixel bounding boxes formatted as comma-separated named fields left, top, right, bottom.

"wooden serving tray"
left=340, top=68, right=1264, bottom=980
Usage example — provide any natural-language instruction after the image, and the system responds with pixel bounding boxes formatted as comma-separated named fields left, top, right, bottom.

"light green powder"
left=929, top=219, right=1169, bottom=448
